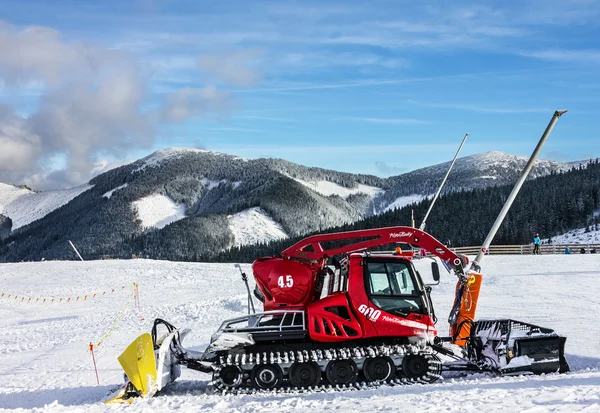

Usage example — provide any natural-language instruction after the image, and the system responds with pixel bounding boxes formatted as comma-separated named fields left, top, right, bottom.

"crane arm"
left=281, top=226, right=467, bottom=275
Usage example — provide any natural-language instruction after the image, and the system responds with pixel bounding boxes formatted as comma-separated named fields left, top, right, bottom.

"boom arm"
left=281, top=226, right=467, bottom=276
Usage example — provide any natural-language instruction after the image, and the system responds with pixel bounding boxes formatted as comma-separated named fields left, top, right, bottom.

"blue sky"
left=1, top=0, right=599, bottom=188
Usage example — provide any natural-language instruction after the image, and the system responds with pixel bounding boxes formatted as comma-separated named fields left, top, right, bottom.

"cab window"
left=366, top=262, right=416, bottom=296
left=364, top=260, right=422, bottom=316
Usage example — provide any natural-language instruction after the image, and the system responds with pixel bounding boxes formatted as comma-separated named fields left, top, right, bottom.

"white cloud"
left=237, top=115, right=300, bottom=123
left=0, top=20, right=237, bottom=189
left=198, top=50, right=264, bottom=86
left=161, top=86, right=233, bottom=122
left=331, top=117, right=427, bottom=125
left=0, top=104, right=43, bottom=180
left=520, top=49, right=600, bottom=65
left=0, top=20, right=128, bottom=87
left=91, top=158, right=135, bottom=175
left=280, top=51, right=409, bottom=70
left=404, top=99, right=552, bottom=114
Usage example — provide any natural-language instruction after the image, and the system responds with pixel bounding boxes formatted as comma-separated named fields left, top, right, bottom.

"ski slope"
left=227, top=207, right=288, bottom=247
left=132, top=193, right=186, bottom=229
left=287, top=176, right=384, bottom=199
left=1, top=255, right=599, bottom=412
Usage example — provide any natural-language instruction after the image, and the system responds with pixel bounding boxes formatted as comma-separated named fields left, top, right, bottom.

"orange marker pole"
left=89, top=343, right=100, bottom=385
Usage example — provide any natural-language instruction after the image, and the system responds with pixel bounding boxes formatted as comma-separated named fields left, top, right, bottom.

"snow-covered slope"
left=227, top=207, right=288, bottom=247
left=289, top=176, right=384, bottom=199
left=0, top=182, right=92, bottom=230
left=384, top=194, right=429, bottom=212
left=132, top=148, right=242, bottom=173
left=463, top=151, right=575, bottom=176
left=546, top=227, right=600, bottom=244
left=132, top=194, right=186, bottom=229
left=0, top=182, right=32, bottom=206
left=102, top=184, right=128, bottom=199
left=1, top=255, right=599, bottom=412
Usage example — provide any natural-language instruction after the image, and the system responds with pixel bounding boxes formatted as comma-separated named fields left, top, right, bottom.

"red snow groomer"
left=207, top=227, right=568, bottom=390
left=109, top=226, right=568, bottom=402
left=108, top=111, right=569, bottom=403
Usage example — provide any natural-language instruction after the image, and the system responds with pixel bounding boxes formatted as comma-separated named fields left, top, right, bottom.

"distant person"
left=533, top=233, right=541, bottom=255
left=564, top=247, right=571, bottom=254
left=591, top=248, right=597, bottom=254
left=580, top=247, right=586, bottom=254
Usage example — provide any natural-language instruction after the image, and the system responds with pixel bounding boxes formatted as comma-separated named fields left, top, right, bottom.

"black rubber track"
left=211, top=343, right=442, bottom=393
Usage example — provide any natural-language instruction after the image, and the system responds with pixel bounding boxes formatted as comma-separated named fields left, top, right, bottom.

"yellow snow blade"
left=103, top=386, right=134, bottom=405
left=117, top=333, right=158, bottom=397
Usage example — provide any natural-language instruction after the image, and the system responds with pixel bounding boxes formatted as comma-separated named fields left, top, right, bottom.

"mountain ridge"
left=0, top=149, right=584, bottom=261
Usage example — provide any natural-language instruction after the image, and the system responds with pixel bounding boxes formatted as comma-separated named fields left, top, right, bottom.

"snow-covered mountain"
left=0, top=148, right=385, bottom=261
left=0, top=182, right=93, bottom=231
left=0, top=149, right=583, bottom=262
left=377, top=151, right=576, bottom=210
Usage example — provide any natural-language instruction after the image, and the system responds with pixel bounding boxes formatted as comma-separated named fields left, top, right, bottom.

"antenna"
left=419, top=133, right=469, bottom=231
left=235, top=263, right=256, bottom=314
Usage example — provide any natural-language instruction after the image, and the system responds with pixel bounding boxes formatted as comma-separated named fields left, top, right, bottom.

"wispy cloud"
left=237, top=115, right=300, bottom=123
left=197, top=126, right=265, bottom=133
left=404, top=100, right=551, bottom=114
left=375, top=161, right=408, bottom=175
left=520, top=49, right=600, bottom=65
left=280, top=51, right=409, bottom=70
left=241, top=79, right=400, bottom=92
left=241, top=69, right=553, bottom=93
left=198, top=49, right=264, bottom=86
left=213, top=143, right=461, bottom=155
left=331, top=117, right=427, bottom=125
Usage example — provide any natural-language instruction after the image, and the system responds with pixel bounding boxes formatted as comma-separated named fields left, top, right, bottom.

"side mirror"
left=431, top=261, right=440, bottom=285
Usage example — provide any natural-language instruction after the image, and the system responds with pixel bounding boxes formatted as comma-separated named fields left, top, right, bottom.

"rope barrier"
left=133, top=282, right=144, bottom=321
left=2, top=279, right=145, bottom=386
left=0, top=284, right=130, bottom=304
left=87, top=282, right=142, bottom=384
left=92, top=294, right=133, bottom=349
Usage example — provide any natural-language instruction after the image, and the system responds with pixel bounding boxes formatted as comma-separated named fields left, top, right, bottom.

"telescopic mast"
left=470, top=110, right=567, bottom=272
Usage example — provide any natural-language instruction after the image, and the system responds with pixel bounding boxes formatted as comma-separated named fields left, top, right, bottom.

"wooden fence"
left=450, top=243, right=600, bottom=256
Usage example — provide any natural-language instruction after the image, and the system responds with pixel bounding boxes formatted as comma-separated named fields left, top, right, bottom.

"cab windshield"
left=365, top=260, right=423, bottom=317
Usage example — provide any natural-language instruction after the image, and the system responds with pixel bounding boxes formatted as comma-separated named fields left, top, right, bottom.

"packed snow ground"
left=1, top=255, right=599, bottom=412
